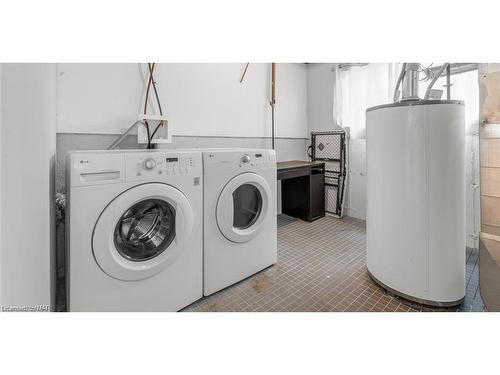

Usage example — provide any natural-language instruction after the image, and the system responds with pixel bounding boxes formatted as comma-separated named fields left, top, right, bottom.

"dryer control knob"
left=241, top=154, right=251, bottom=163
left=143, top=158, right=156, bottom=170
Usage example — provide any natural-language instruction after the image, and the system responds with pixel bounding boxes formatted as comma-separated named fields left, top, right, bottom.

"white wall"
left=307, top=64, right=336, bottom=133
left=57, top=63, right=308, bottom=139
left=1, top=64, right=56, bottom=310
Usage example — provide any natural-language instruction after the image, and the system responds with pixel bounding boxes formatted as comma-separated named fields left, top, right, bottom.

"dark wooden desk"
left=277, top=160, right=325, bottom=222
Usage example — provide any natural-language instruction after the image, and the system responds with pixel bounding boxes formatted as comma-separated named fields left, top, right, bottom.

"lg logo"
left=79, top=160, right=89, bottom=164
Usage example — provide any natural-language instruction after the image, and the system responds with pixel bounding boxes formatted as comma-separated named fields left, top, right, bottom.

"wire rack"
left=308, top=131, right=347, bottom=217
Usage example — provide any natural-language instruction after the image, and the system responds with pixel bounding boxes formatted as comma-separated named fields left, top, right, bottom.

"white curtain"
left=333, top=63, right=480, bottom=248
left=333, top=63, right=399, bottom=139
left=333, top=63, right=399, bottom=220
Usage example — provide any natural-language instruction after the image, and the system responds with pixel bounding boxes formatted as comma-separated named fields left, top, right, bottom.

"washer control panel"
left=125, top=152, right=198, bottom=181
left=204, top=150, right=276, bottom=174
left=241, top=154, right=251, bottom=164
left=143, top=158, right=157, bottom=170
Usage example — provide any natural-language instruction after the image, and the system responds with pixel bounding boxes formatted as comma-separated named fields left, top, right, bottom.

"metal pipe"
left=271, top=108, right=275, bottom=149
left=428, top=63, right=477, bottom=77
left=271, top=63, right=276, bottom=150
left=336, top=63, right=369, bottom=70
left=239, top=63, right=250, bottom=83
left=446, top=63, right=451, bottom=100
left=401, top=63, right=421, bottom=101
left=393, top=63, right=406, bottom=102
left=107, top=121, right=145, bottom=150
left=424, top=63, right=449, bottom=100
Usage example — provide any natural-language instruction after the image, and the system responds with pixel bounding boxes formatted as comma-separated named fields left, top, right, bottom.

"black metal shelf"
left=308, top=131, right=347, bottom=217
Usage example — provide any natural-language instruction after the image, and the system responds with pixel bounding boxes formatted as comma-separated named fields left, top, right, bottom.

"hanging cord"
left=143, top=63, right=155, bottom=149
left=418, top=63, right=434, bottom=72
left=150, top=121, right=163, bottom=140
left=424, top=63, right=449, bottom=100
left=109, top=63, right=160, bottom=150
left=143, top=62, right=155, bottom=114
left=418, top=63, right=434, bottom=81
left=147, top=62, right=165, bottom=140
left=149, top=63, right=163, bottom=115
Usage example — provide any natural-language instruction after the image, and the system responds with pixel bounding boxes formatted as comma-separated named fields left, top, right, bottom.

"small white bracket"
left=138, top=114, right=168, bottom=122
left=427, top=89, right=443, bottom=100
left=137, top=114, right=172, bottom=144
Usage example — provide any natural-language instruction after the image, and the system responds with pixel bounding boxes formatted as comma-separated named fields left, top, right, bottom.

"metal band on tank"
left=366, top=100, right=464, bottom=113
left=367, top=269, right=465, bottom=308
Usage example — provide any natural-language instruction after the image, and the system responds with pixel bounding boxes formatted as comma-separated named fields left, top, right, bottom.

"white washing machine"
left=201, top=149, right=277, bottom=295
left=66, top=150, right=203, bottom=311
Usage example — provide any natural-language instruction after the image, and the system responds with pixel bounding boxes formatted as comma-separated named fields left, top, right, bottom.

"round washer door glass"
left=216, top=173, right=272, bottom=243
left=92, top=183, right=194, bottom=281
left=114, top=199, right=176, bottom=261
left=232, top=184, right=262, bottom=230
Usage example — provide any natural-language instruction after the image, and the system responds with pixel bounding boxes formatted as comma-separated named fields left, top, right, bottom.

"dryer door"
left=92, top=183, right=194, bottom=281
left=216, top=172, right=272, bottom=243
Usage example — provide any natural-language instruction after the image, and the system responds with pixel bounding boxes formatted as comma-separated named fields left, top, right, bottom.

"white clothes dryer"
left=201, top=149, right=277, bottom=295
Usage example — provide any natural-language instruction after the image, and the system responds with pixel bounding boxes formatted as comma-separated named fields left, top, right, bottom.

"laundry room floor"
left=183, top=214, right=485, bottom=312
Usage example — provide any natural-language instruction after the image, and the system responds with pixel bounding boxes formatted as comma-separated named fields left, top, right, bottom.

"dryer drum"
left=232, top=184, right=263, bottom=230
left=114, top=199, right=176, bottom=262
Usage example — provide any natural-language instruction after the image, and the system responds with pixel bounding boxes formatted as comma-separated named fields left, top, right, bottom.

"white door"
left=216, top=173, right=272, bottom=243
left=92, top=183, right=193, bottom=281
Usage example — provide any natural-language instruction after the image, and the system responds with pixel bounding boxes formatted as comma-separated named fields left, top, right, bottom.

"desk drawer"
left=277, top=168, right=309, bottom=180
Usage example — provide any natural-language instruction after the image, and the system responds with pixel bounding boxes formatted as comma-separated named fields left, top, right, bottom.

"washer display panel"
left=217, top=173, right=271, bottom=243
left=93, top=183, right=193, bottom=281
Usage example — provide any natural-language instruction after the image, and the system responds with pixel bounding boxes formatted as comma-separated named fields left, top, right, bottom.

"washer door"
left=92, top=183, right=193, bottom=281
left=216, top=173, right=271, bottom=243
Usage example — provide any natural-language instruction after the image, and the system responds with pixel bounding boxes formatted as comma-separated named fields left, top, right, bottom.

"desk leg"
left=277, top=180, right=282, bottom=215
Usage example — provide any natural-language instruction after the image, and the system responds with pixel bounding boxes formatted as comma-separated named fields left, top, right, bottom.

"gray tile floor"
left=183, top=214, right=485, bottom=312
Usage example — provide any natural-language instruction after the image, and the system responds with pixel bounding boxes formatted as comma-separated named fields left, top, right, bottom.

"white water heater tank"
left=366, top=100, right=465, bottom=306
